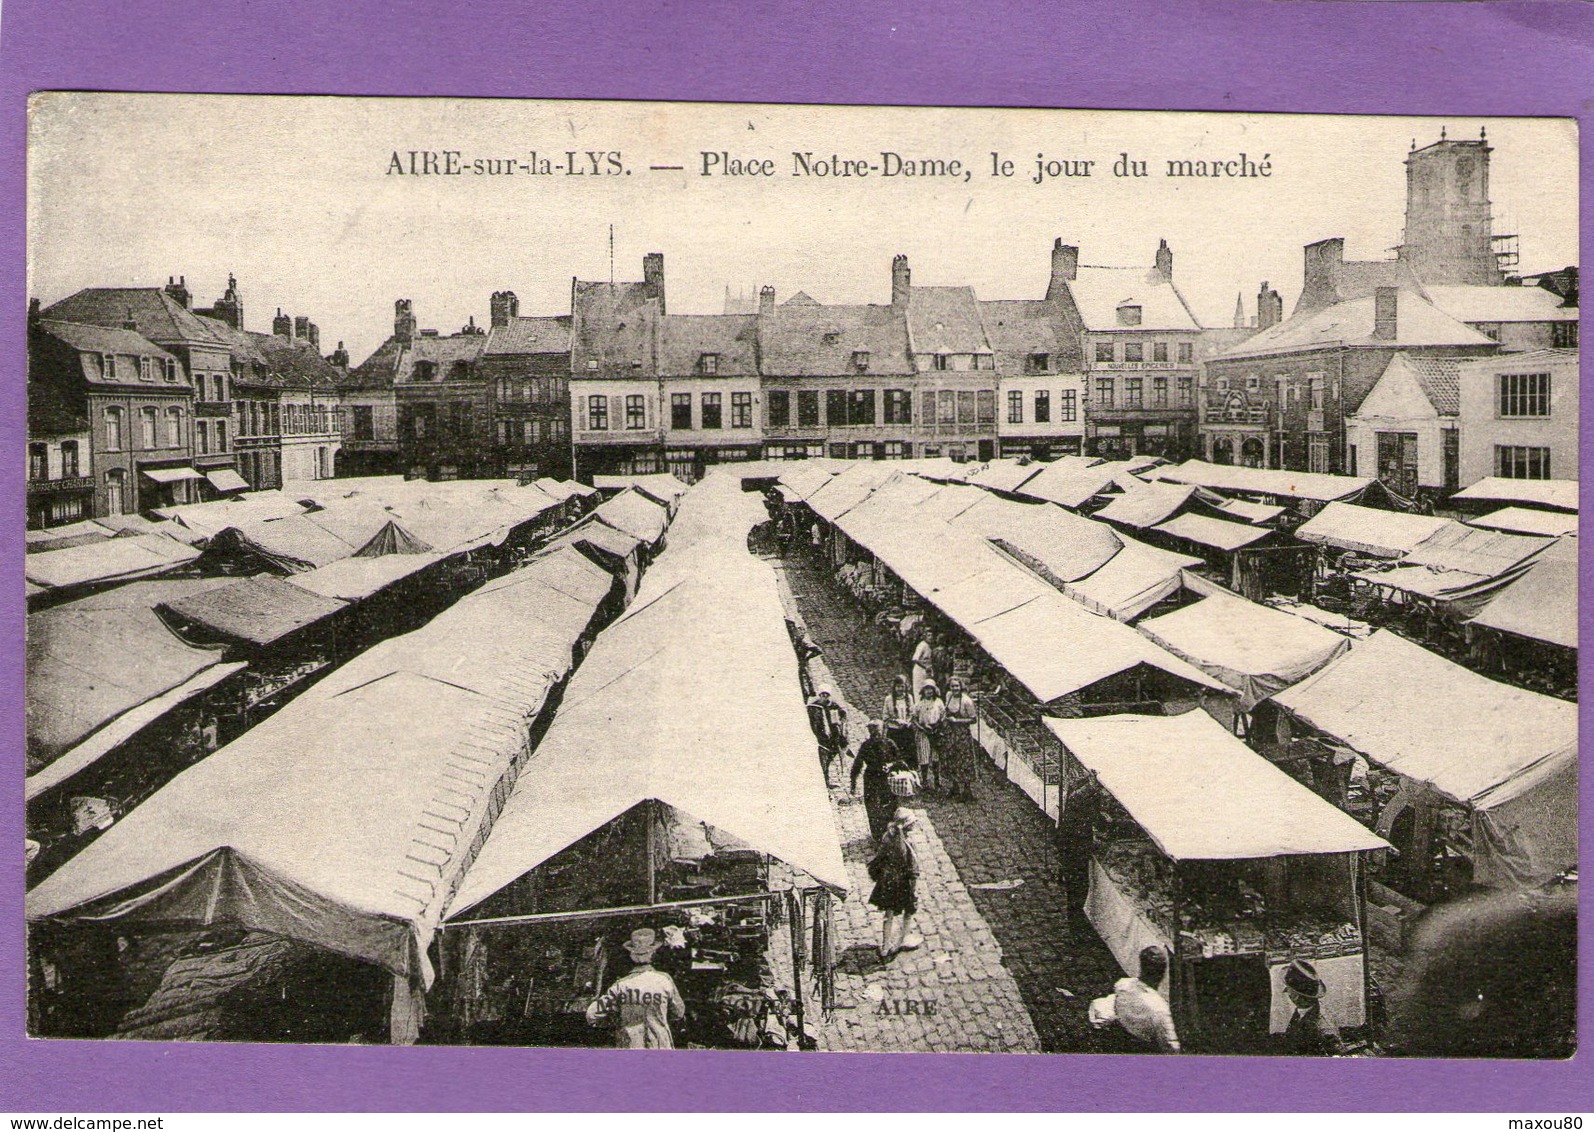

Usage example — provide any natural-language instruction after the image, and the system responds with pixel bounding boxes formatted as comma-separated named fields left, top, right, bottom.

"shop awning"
left=1151, top=512, right=1273, bottom=552
left=1468, top=538, right=1577, bottom=649
left=205, top=469, right=251, bottom=493
left=1046, top=712, right=1389, bottom=860
left=142, top=466, right=205, bottom=484
left=448, top=477, right=848, bottom=916
left=1138, top=589, right=1352, bottom=710
left=1295, top=503, right=1459, bottom=559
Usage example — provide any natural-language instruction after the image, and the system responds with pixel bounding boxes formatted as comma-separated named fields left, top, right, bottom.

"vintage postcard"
left=21, top=95, right=1578, bottom=1067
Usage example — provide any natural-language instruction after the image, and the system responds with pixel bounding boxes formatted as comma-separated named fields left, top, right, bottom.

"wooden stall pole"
left=644, top=799, right=658, bottom=907
left=789, top=888, right=806, bottom=1049
left=1355, top=851, right=1373, bottom=1038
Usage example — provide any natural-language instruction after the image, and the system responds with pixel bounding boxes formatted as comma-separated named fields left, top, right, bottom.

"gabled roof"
left=1425, top=285, right=1578, bottom=324
left=392, top=333, right=487, bottom=384
left=978, top=299, right=1085, bottom=373
left=32, top=319, right=176, bottom=366
left=1368, top=352, right=1461, bottom=416
left=760, top=301, right=912, bottom=376
left=783, top=290, right=820, bottom=307
left=41, top=288, right=231, bottom=347
left=657, top=314, right=759, bottom=376
left=572, top=280, right=659, bottom=377
left=1067, top=266, right=1202, bottom=332
left=483, top=315, right=572, bottom=356
left=905, top=286, right=991, bottom=355
left=1209, top=290, right=1495, bottom=361
left=247, top=331, right=344, bottom=390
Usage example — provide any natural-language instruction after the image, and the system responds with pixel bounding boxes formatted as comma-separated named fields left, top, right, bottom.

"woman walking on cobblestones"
left=869, top=810, right=922, bottom=961
left=941, top=676, right=979, bottom=801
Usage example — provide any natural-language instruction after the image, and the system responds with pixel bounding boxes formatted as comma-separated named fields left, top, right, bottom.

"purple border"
left=3, top=0, right=1591, bottom=1112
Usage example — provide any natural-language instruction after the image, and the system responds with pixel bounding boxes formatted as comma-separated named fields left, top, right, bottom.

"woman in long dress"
left=912, top=680, right=945, bottom=794
left=941, top=676, right=979, bottom=801
left=868, top=811, right=922, bottom=961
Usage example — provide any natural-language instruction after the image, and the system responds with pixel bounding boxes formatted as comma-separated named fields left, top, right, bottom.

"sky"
left=28, top=94, right=1578, bottom=363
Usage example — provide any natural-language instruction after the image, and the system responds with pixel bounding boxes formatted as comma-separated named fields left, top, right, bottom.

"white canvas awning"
left=142, top=466, right=205, bottom=484
left=1295, top=503, right=1459, bottom=559
left=1152, top=512, right=1272, bottom=552
left=1452, top=477, right=1578, bottom=513
left=205, top=468, right=251, bottom=493
left=1138, top=590, right=1351, bottom=710
left=1273, top=630, right=1576, bottom=887
left=1045, top=712, right=1389, bottom=860
left=1469, top=537, right=1578, bottom=649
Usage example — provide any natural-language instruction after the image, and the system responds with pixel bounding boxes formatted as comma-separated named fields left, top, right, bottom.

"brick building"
left=988, top=241, right=1089, bottom=459
left=482, top=290, right=573, bottom=481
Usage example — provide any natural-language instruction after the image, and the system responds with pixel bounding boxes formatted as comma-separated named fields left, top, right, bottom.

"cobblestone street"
left=775, top=551, right=1126, bottom=1054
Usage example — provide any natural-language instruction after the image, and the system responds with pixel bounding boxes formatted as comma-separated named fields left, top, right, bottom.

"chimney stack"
left=273, top=308, right=292, bottom=338
left=122, top=307, right=139, bottom=331
left=490, top=290, right=520, bottom=328
left=643, top=253, right=666, bottom=315
left=307, top=321, right=320, bottom=351
left=1373, top=287, right=1399, bottom=341
left=164, top=275, right=191, bottom=310
left=1048, top=239, right=1080, bottom=300
left=395, top=299, right=417, bottom=344
left=330, top=341, right=350, bottom=368
left=759, top=285, right=776, bottom=316
left=294, top=315, right=311, bottom=342
left=1257, top=282, right=1283, bottom=330
left=891, top=254, right=911, bottom=306
left=1154, top=239, right=1173, bottom=281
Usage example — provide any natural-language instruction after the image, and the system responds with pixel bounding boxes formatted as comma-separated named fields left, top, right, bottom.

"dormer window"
left=1116, top=303, right=1143, bottom=327
left=822, top=331, right=841, bottom=346
left=586, top=359, right=599, bottom=371
left=700, top=353, right=720, bottom=375
left=1026, top=352, right=1048, bottom=374
left=139, top=357, right=154, bottom=381
left=450, top=360, right=471, bottom=380
left=852, top=351, right=870, bottom=373
left=165, top=359, right=179, bottom=382
left=101, top=353, right=117, bottom=380
left=414, top=361, right=437, bottom=381
left=933, top=354, right=949, bottom=371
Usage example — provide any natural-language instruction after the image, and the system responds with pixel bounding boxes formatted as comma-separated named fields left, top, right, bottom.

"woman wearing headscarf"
left=880, top=674, right=918, bottom=768
left=850, top=720, right=906, bottom=842
left=868, top=810, right=922, bottom=961
left=941, top=676, right=979, bottom=801
left=913, top=680, right=946, bottom=795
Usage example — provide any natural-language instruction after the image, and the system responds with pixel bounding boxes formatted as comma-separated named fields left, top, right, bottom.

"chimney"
left=1154, top=239, right=1173, bottom=281
left=1257, top=282, right=1283, bottom=330
left=307, top=321, right=321, bottom=351
left=461, top=315, right=483, bottom=336
left=330, top=341, right=350, bottom=368
left=294, top=315, right=310, bottom=342
left=164, top=275, right=191, bottom=309
left=891, top=254, right=911, bottom=306
left=1373, top=287, right=1399, bottom=340
left=395, top=299, right=417, bottom=344
left=1048, top=239, right=1079, bottom=300
left=273, top=308, right=292, bottom=337
left=643, top=253, right=666, bottom=314
left=490, top=290, right=519, bottom=328
left=122, top=307, right=139, bottom=331
left=1297, top=237, right=1347, bottom=314
left=759, top=285, right=776, bottom=316
left=209, top=274, right=243, bottom=329
left=28, top=297, right=40, bottom=323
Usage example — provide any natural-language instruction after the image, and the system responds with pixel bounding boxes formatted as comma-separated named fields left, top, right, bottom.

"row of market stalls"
left=23, top=477, right=621, bottom=884
left=765, top=455, right=1576, bottom=1049
left=29, top=471, right=847, bottom=1049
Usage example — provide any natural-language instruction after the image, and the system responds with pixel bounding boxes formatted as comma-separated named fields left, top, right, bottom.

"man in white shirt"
left=1113, top=945, right=1182, bottom=1053
left=585, top=928, right=687, bottom=1049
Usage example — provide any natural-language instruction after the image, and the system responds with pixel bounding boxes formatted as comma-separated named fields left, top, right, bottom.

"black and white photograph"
left=22, top=95, right=1579, bottom=1059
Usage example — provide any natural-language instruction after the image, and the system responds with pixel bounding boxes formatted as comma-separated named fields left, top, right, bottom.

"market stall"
left=1270, top=630, right=1577, bottom=901
left=1046, top=711, right=1388, bottom=1053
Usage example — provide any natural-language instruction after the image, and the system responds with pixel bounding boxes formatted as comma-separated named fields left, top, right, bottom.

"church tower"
left=1397, top=127, right=1503, bottom=285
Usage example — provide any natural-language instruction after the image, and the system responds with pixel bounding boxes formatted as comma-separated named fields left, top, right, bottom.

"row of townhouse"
left=1196, top=132, right=1579, bottom=497
left=365, top=240, right=1226, bottom=485
left=27, top=275, right=346, bottom=526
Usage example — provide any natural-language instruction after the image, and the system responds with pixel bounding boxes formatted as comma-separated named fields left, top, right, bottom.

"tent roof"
left=1273, top=630, right=1577, bottom=809
left=1056, top=536, right=1202, bottom=622
left=1467, top=507, right=1580, bottom=538
left=1153, top=459, right=1372, bottom=503
left=1214, top=498, right=1286, bottom=525
left=1045, top=712, right=1389, bottom=860
left=592, top=487, right=669, bottom=545
left=1152, top=512, right=1273, bottom=551
left=1015, top=457, right=1123, bottom=509
left=965, top=459, right=1046, bottom=494
left=1093, top=481, right=1203, bottom=529
left=776, top=463, right=839, bottom=501
left=592, top=472, right=690, bottom=505
left=1452, top=477, right=1578, bottom=513
left=158, top=575, right=349, bottom=647
left=154, top=491, right=308, bottom=538
left=534, top=477, right=599, bottom=501
left=26, top=520, right=116, bottom=552
left=24, top=533, right=200, bottom=590
left=1469, top=538, right=1578, bottom=650
left=448, top=478, right=848, bottom=914
left=1402, top=523, right=1554, bottom=577
left=26, top=578, right=237, bottom=772
left=805, top=461, right=902, bottom=521
left=1295, top=502, right=1459, bottom=558
left=1137, top=590, right=1351, bottom=709
left=283, top=553, right=444, bottom=602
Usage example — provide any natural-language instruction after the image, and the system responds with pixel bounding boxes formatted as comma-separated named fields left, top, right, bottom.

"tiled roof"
left=1208, top=290, right=1495, bottom=361
left=248, top=331, right=344, bottom=390
left=1067, top=266, right=1202, bottom=332
left=572, top=280, right=659, bottom=378
left=33, top=318, right=175, bottom=365
left=760, top=302, right=912, bottom=377
left=979, top=299, right=1085, bottom=373
left=1397, top=354, right=1461, bottom=415
left=484, top=315, right=571, bottom=356
left=1424, top=284, right=1578, bottom=324
left=657, top=314, right=759, bottom=376
left=41, top=288, right=232, bottom=346
left=343, top=336, right=402, bottom=389
left=906, top=286, right=991, bottom=355
left=393, top=333, right=488, bottom=384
